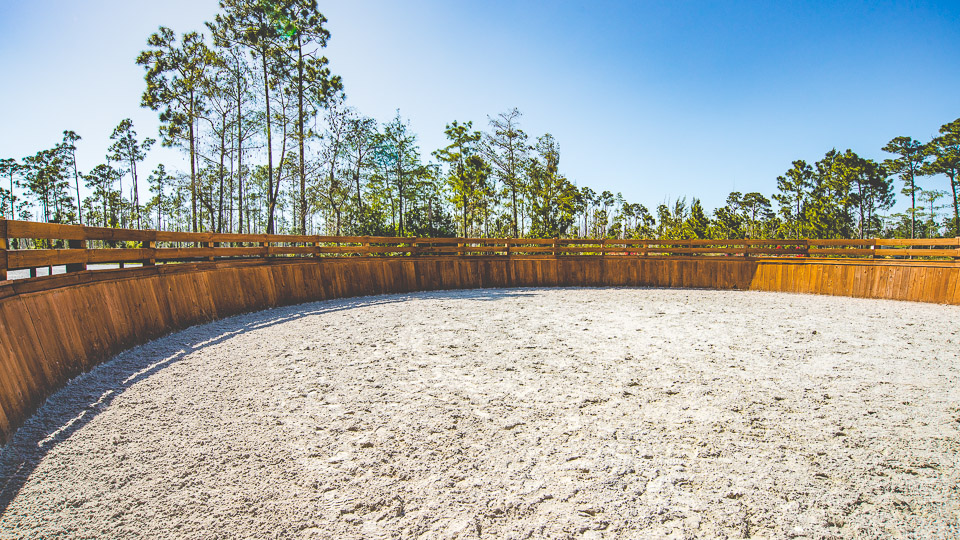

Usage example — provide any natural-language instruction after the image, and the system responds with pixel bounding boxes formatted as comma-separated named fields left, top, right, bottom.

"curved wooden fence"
left=1, top=218, right=959, bottom=444
left=2, top=219, right=959, bottom=280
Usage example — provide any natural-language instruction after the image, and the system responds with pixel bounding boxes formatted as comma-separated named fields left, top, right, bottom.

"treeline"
left=1, top=0, right=958, bottom=241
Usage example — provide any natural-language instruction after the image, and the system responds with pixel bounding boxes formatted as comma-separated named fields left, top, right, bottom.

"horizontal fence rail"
left=1, top=219, right=958, bottom=281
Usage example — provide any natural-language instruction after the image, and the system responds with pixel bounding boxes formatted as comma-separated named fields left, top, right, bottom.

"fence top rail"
left=1, top=219, right=957, bottom=252
left=806, top=239, right=877, bottom=246
left=1, top=220, right=428, bottom=245
left=875, top=238, right=960, bottom=247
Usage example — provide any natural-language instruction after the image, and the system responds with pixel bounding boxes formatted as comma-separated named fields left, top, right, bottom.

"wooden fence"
left=2, top=217, right=960, bottom=445
left=1, top=219, right=958, bottom=281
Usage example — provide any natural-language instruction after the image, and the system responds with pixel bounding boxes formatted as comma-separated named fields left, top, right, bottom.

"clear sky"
left=1, top=0, right=958, bottom=213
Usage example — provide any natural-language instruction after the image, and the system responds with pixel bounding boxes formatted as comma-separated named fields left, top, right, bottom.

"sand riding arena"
left=1, top=287, right=958, bottom=538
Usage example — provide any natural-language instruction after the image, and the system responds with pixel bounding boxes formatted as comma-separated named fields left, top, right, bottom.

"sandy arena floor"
left=1, top=288, right=958, bottom=539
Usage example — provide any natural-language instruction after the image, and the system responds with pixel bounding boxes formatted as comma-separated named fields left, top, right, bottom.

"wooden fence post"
left=65, top=238, right=87, bottom=273
left=203, top=241, right=215, bottom=262
left=0, top=219, right=7, bottom=281
left=361, top=237, right=370, bottom=257
left=145, top=241, right=157, bottom=266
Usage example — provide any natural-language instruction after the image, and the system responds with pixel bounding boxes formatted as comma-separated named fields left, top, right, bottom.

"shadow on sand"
left=0, top=287, right=537, bottom=515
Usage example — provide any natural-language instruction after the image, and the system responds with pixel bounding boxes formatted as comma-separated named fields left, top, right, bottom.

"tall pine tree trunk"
left=262, top=54, right=276, bottom=234
left=189, top=102, right=197, bottom=233
left=354, top=170, right=363, bottom=216
left=950, top=171, right=959, bottom=235
left=297, top=37, right=307, bottom=236
left=236, top=56, right=245, bottom=235
left=72, top=152, right=82, bottom=225
left=512, top=186, right=518, bottom=238
left=911, top=178, right=917, bottom=239
left=218, top=124, right=226, bottom=233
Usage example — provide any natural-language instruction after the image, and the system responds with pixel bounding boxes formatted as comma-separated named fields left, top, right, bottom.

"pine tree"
left=926, top=119, right=960, bottom=236
left=59, top=131, right=83, bottom=224
left=108, top=119, right=155, bottom=229
left=773, top=160, right=813, bottom=238
left=0, top=158, right=21, bottom=219
left=138, top=27, right=218, bottom=232
left=147, top=164, right=174, bottom=229
left=527, top=134, right=577, bottom=238
left=434, top=120, right=483, bottom=237
left=883, top=136, right=928, bottom=239
left=484, top=108, right=528, bottom=238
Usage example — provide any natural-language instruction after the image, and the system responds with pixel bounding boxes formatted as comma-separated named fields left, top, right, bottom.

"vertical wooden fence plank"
left=0, top=219, right=7, bottom=281
left=951, top=265, right=960, bottom=305
left=65, top=238, right=87, bottom=273
left=943, top=265, right=960, bottom=305
left=205, top=241, right=215, bottom=262
left=145, top=241, right=157, bottom=266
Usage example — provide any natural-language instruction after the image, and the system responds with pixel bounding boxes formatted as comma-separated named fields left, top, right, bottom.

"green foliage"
left=834, top=150, right=893, bottom=238
left=376, top=111, right=425, bottom=237
left=0, top=158, right=21, bottom=219
left=740, top=192, right=773, bottom=238
left=109, top=119, right=155, bottom=228
left=484, top=108, right=528, bottom=238
left=434, top=120, right=486, bottom=237
left=926, top=118, right=960, bottom=235
left=773, top=160, right=813, bottom=238
left=685, top=199, right=710, bottom=239
left=883, top=136, right=928, bottom=238
left=526, top=134, right=577, bottom=238
left=60, top=131, right=83, bottom=224
left=83, top=164, right=121, bottom=227
left=20, top=145, right=75, bottom=224
left=138, top=27, right=219, bottom=232
left=147, top=164, right=174, bottom=229
left=805, top=150, right=851, bottom=239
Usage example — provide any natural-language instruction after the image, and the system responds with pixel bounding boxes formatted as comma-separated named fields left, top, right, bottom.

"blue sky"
left=1, top=0, right=958, bottom=213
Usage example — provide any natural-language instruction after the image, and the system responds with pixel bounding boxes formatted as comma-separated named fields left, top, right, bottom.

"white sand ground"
left=1, top=288, right=958, bottom=539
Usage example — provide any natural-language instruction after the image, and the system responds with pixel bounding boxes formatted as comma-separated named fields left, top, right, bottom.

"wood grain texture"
left=1, top=256, right=958, bottom=445
left=4, top=217, right=958, bottom=275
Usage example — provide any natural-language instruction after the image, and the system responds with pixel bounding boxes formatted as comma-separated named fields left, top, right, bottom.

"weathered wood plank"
left=808, top=248, right=875, bottom=256
left=875, top=248, right=959, bottom=258
left=7, top=249, right=87, bottom=269
left=945, top=266, right=960, bottom=305
left=0, top=220, right=7, bottom=282
left=6, top=220, right=89, bottom=241
left=875, top=238, right=960, bottom=247
left=807, top=239, right=876, bottom=246
left=0, top=296, right=52, bottom=439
